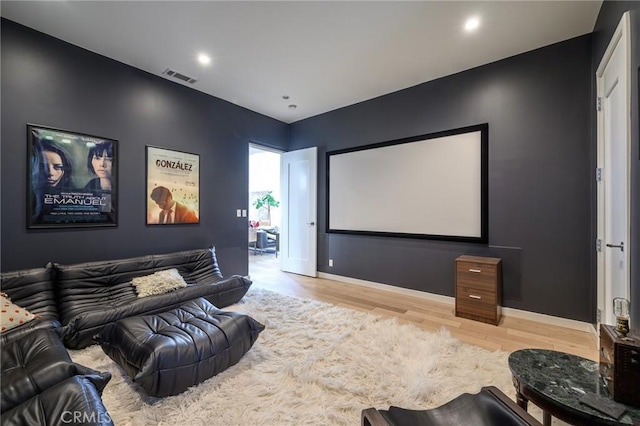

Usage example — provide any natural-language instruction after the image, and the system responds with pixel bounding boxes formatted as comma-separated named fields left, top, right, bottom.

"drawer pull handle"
left=469, top=294, right=482, bottom=300
left=469, top=269, right=482, bottom=273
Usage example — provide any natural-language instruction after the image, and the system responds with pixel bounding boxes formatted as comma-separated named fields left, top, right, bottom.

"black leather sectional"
left=54, top=248, right=252, bottom=349
left=0, top=247, right=253, bottom=425
left=1, top=328, right=113, bottom=426
left=0, top=265, right=60, bottom=347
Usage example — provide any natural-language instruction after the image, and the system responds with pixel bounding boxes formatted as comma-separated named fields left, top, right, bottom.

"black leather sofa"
left=1, top=266, right=113, bottom=425
left=1, top=328, right=113, bottom=426
left=55, top=247, right=252, bottom=349
left=0, top=247, right=253, bottom=425
left=0, top=264, right=59, bottom=346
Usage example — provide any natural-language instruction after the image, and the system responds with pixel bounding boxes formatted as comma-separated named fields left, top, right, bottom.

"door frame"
left=248, top=142, right=283, bottom=259
left=595, top=11, right=631, bottom=327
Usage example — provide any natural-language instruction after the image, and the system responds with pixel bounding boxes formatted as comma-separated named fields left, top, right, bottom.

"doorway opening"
left=248, top=144, right=282, bottom=271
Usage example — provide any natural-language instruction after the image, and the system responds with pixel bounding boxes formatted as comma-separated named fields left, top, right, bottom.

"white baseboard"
left=318, top=272, right=595, bottom=334
left=318, top=272, right=455, bottom=304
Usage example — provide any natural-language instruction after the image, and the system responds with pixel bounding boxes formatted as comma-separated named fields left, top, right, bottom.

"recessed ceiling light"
left=288, top=104, right=297, bottom=109
left=464, top=17, right=480, bottom=32
left=197, top=53, right=211, bottom=65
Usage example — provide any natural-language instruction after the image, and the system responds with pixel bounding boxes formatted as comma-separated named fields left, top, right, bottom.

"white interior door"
left=280, top=147, right=317, bottom=276
left=596, top=12, right=631, bottom=326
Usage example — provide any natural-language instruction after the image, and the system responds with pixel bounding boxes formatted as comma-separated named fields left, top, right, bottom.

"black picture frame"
left=145, top=146, right=200, bottom=225
left=27, top=124, right=118, bottom=229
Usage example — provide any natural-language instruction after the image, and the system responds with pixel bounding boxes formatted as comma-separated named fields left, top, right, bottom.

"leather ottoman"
left=96, top=297, right=264, bottom=397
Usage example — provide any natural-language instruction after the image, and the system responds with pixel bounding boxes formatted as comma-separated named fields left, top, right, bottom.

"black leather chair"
left=362, top=386, right=542, bottom=426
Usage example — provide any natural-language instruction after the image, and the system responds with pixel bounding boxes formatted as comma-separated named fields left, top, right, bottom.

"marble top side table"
left=508, top=349, right=640, bottom=426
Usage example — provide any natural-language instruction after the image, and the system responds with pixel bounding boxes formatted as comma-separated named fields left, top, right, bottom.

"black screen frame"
left=326, top=123, right=489, bottom=244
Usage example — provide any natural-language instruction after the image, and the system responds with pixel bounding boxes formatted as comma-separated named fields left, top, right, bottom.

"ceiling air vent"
left=162, top=68, right=197, bottom=84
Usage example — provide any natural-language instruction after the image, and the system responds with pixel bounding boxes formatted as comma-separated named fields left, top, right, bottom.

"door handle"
left=606, top=242, right=624, bottom=252
left=307, top=222, right=315, bottom=226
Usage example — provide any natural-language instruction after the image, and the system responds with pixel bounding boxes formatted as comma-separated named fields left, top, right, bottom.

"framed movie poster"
left=146, top=146, right=200, bottom=225
left=27, top=124, right=118, bottom=229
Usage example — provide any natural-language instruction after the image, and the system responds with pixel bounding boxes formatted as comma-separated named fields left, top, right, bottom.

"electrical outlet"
left=236, top=209, right=241, bottom=217
left=241, top=209, right=247, bottom=217
left=329, top=259, right=333, bottom=267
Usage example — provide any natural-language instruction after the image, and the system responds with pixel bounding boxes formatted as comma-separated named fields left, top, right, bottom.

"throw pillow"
left=1, top=295, right=36, bottom=332
left=131, top=268, right=188, bottom=298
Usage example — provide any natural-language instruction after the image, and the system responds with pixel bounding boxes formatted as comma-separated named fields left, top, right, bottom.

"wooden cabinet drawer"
left=455, top=299, right=498, bottom=323
left=456, top=261, right=496, bottom=276
left=457, top=263, right=495, bottom=283
left=456, top=284, right=496, bottom=306
left=454, top=255, right=501, bottom=325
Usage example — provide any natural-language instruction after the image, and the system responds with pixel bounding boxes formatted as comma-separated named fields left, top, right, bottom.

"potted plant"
left=252, top=191, right=280, bottom=225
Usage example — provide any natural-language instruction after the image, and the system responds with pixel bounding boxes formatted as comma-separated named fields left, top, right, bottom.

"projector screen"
left=327, top=124, right=488, bottom=243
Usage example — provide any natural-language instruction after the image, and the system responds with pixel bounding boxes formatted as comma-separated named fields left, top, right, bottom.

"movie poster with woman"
left=27, top=124, right=118, bottom=229
left=145, top=146, right=200, bottom=225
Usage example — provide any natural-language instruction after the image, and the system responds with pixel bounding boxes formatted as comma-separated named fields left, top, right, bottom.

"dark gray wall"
left=3, top=4, right=637, bottom=326
left=592, top=1, right=640, bottom=329
left=290, top=35, right=594, bottom=322
left=0, top=19, right=288, bottom=274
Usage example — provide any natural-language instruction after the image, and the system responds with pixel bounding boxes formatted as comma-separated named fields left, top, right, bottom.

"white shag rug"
left=70, top=288, right=526, bottom=426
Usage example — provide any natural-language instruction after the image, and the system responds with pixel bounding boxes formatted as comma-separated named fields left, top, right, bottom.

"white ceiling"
left=1, top=1, right=602, bottom=124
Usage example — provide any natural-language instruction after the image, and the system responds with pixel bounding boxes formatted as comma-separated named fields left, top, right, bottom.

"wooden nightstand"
left=455, top=255, right=502, bottom=325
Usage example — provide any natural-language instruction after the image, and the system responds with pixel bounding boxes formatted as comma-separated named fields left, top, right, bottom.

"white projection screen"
left=327, top=124, right=488, bottom=243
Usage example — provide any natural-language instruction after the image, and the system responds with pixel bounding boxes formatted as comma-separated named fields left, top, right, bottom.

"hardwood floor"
left=248, top=253, right=598, bottom=361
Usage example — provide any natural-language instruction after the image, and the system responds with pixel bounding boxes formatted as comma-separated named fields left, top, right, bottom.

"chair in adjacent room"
left=361, top=387, right=542, bottom=426
left=255, top=230, right=278, bottom=256
left=248, top=228, right=258, bottom=254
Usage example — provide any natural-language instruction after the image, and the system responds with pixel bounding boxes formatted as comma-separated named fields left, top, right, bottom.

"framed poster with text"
left=146, top=146, right=200, bottom=225
left=27, top=124, right=118, bottom=229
